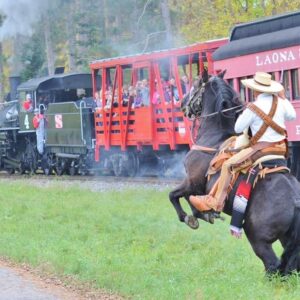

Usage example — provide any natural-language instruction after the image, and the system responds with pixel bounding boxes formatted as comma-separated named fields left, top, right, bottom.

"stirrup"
left=189, top=194, right=218, bottom=212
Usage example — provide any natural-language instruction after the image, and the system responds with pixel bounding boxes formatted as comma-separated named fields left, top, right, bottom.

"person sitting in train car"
left=23, top=94, right=33, bottom=112
left=181, top=75, right=190, bottom=96
left=128, top=86, right=136, bottom=107
left=141, top=79, right=150, bottom=106
left=122, top=85, right=130, bottom=107
left=93, top=90, right=102, bottom=110
left=152, top=80, right=161, bottom=105
left=169, top=77, right=180, bottom=105
left=163, top=81, right=172, bottom=104
left=189, top=72, right=296, bottom=219
left=104, top=89, right=113, bottom=111
left=113, top=89, right=119, bottom=108
left=132, top=82, right=143, bottom=108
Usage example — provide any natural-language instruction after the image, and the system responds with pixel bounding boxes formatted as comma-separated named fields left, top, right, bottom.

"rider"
left=189, top=72, right=296, bottom=213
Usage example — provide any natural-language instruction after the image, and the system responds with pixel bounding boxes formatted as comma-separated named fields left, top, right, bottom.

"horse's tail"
left=280, top=207, right=300, bottom=275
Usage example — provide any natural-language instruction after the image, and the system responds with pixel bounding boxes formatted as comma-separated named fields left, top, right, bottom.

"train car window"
left=238, top=77, right=246, bottom=103
left=291, top=69, right=300, bottom=100
left=227, top=79, right=233, bottom=88
left=282, top=70, right=291, bottom=100
left=20, top=91, right=34, bottom=112
left=193, top=52, right=200, bottom=78
left=132, top=66, right=150, bottom=107
left=159, top=58, right=170, bottom=82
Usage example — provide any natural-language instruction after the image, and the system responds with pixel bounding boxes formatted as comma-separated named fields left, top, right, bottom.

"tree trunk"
left=160, top=0, right=173, bottom=48
left=103, top=0, right=110, bottom=41
left=66, top=8, right=76, bottom=72
left=44, top=14, right=55, bottom=75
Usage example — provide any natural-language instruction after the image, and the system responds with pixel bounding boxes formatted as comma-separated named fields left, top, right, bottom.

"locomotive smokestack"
left=9, top=76, right=21, bottom=101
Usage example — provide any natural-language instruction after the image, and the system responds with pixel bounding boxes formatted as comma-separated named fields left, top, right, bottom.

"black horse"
left=169, top=70, right=300, bottom=275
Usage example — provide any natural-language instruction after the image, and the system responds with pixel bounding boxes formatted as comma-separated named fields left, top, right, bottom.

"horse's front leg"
left=169, top=179, right=199, bottom=229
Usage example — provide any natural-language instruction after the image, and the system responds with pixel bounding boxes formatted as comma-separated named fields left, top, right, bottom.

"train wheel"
left=44, top=167, right=53, bottom=176
left=69, top=166, right=78, bottom=176
left=6, top=168, right=15, bottom=175
left=55, top=158, right=65, bottom=176
left=126, top=153, right=139, bottom=177
left=112, top=156, right=126, bottom=177
left=42, top=154, right=54, bottom=176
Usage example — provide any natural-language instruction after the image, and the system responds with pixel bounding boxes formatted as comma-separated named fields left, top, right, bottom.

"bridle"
left=186, top=80, right=244, bottom=120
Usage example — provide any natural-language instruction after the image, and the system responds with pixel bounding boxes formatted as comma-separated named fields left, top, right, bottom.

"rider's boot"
left=189, top=194, right=218, bottom=212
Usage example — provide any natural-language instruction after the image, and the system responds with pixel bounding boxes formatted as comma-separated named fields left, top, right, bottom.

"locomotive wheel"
left=55, top=158, right=65, bottom=176
left=42, top=156, right=53, bottom=176
left=6, top=168, right=15, bottom=175
left=44, top=167, right=53, bottom=176
left=69, top=166, right=78, bottom=176
left=18, top=162, right=26, bottom=175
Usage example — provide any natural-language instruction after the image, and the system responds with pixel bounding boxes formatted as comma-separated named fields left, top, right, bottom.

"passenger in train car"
left=169, top=77, right=180, bottom=105
left=132, top=82, right=143, bottom=108
left=113, top=89, right=119, bottom=108
left=122, top=85, right=130, bottom=107
left=128, top=85, right=136, bottom=108
left=93, top=90, right=102, bottom=110
left=141, top=79, right=150, bottom=106
left=181, top=75, right=190, bottom=96
left=23, top=94, right=33, bottom=112
left=152, top=80, right=161, bottom=105
left=162, top=80, right=172, bottom=104
left=104, top=89, right=113, bottom=111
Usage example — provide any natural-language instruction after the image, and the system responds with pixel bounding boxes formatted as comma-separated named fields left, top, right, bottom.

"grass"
left=0, top=180, right=299, bottom=299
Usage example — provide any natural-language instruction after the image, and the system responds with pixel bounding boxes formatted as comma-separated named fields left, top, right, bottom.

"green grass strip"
left=0, top=181, right=299, bottom=300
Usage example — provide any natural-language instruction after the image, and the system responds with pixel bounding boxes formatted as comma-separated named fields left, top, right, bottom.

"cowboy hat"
left=241, top=72, right=283, bottom=93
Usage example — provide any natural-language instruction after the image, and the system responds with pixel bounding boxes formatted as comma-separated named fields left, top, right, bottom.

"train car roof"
left=17, top=73, right=94, bottom=92
left=213, top=10, right=300, bottom=61
left=90, top=38, right=227, bottom=68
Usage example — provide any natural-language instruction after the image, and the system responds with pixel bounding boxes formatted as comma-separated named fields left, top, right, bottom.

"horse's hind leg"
left=245, top=235, right=280, bottom=274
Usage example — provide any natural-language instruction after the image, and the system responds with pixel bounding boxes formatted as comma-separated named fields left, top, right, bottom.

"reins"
left=198, top=104, right=244, bottom=119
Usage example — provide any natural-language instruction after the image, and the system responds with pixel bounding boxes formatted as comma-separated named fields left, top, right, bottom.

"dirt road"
left=0, top=260, right=122, bottom=300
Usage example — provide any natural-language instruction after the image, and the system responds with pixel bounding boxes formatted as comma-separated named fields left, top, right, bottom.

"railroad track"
left=0, top=172, right=183, bottom=186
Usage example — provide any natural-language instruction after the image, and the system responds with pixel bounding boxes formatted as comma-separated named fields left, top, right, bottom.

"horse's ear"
left=202, top=68, right=209, bottom=83
left=218, top=69, right=226, bottom=79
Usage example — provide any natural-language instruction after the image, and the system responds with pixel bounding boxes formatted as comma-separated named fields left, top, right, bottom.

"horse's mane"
left=210, top=76, right=241, bottom=113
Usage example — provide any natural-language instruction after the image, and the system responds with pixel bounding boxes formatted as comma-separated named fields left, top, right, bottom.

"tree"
left=0, top=13, right=4, bottom=101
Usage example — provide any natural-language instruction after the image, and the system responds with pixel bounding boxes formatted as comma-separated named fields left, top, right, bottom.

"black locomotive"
left=1, top=72, right=99, bottom=175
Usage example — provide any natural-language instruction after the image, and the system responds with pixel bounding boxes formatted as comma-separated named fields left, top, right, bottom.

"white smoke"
left=0, top=0, right=48, bottom=40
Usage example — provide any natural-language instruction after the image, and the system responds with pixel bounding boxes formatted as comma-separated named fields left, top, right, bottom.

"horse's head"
left=181, top=69, right=241, bottom=120
left=181, top=69, right=209, bottom=118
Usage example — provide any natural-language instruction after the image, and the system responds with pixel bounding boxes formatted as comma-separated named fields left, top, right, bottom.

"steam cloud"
left=0, top=0, right=48, bottom=39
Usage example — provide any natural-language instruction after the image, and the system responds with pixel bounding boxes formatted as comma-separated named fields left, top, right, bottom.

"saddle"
left=206, top=134, right=289, bottom=198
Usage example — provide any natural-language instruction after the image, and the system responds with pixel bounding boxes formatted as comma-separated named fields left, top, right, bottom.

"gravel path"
left=0, top=266, right=58, bottom=300
left=0, top=260, right=123, bottom=300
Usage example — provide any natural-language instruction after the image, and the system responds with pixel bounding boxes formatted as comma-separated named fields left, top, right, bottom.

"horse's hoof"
left=184, top=215, right=199, bottom=230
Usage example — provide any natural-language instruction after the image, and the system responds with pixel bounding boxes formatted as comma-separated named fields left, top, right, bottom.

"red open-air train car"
left=90, top=39, right=226, bottom=176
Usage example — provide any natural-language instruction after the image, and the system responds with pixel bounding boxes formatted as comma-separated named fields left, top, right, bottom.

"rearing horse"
left=169, top=70, right=300, bottom=275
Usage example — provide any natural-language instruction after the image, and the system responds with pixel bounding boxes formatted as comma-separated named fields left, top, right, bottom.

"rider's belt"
left=247, top=96, right=287, bottom=146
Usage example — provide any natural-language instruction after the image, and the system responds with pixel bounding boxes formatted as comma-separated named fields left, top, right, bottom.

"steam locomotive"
left=1, top=73, right=98, bottom=175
